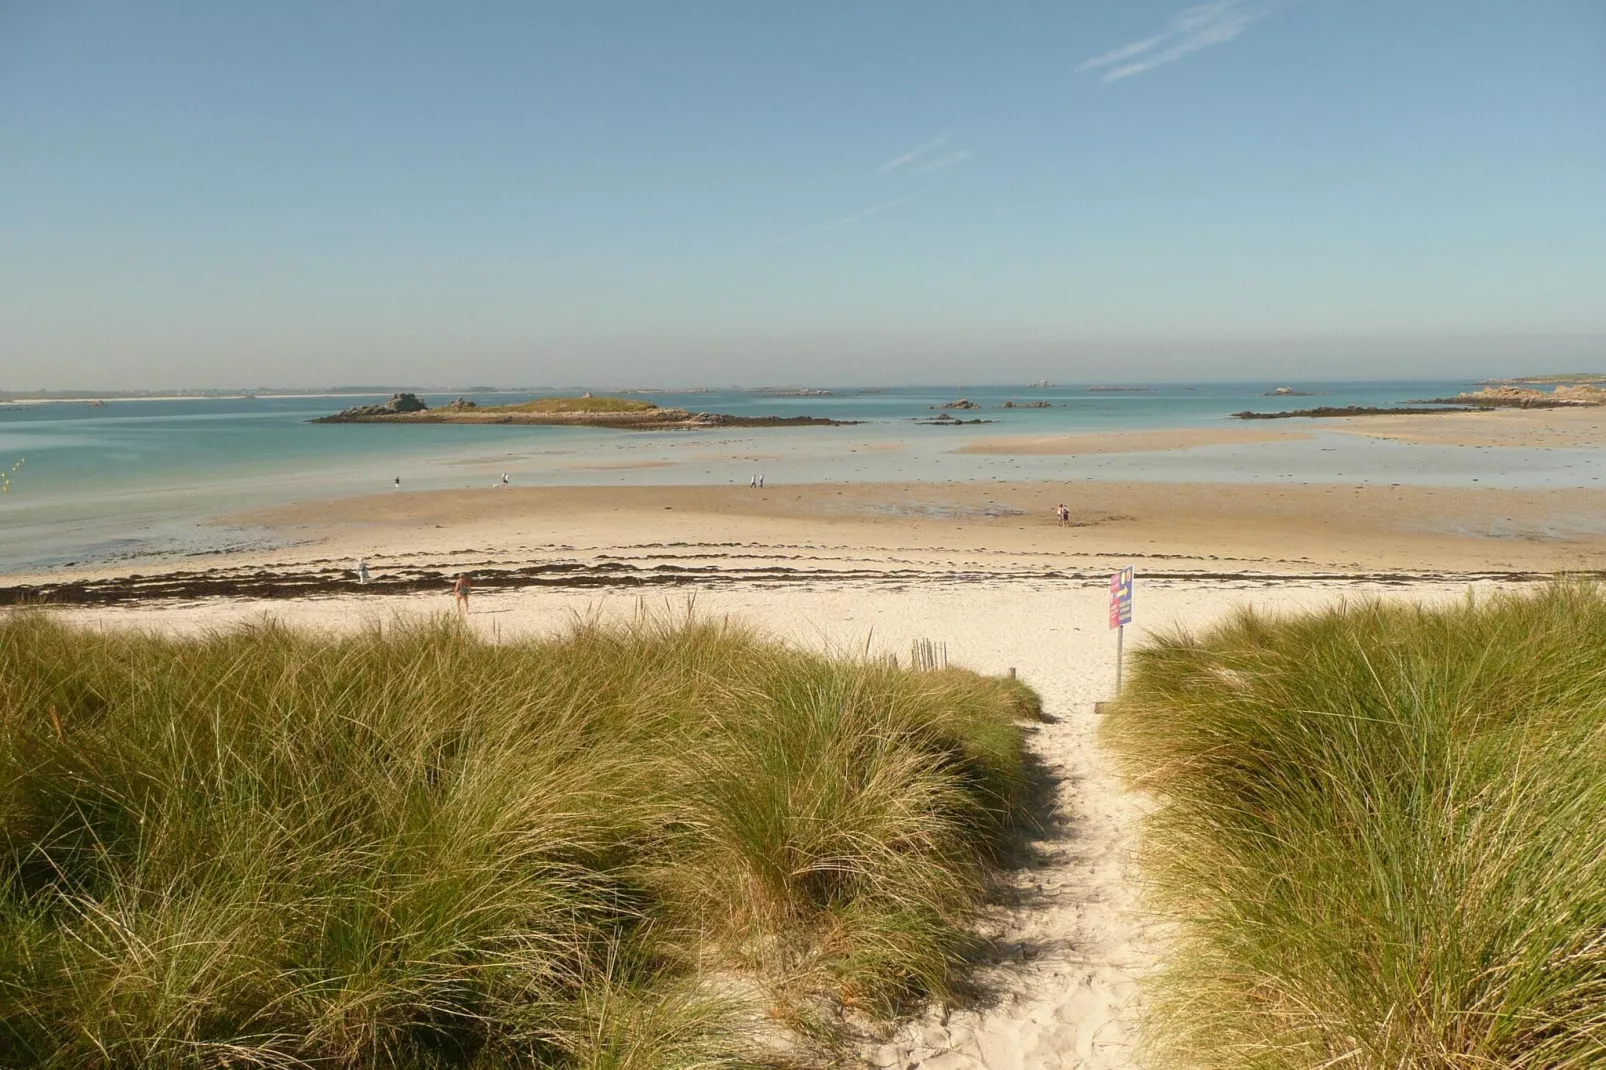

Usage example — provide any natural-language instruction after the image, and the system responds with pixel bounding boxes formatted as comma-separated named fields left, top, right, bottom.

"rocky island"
left=313, top=393, right=854, bottom=429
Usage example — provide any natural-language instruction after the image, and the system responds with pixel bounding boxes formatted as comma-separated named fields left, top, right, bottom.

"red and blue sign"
left=1109, top=566, right=1133, bottom=629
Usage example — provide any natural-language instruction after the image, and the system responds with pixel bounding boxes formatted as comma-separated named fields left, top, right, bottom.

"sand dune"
left=49, top=578, right=1519, bottom=1070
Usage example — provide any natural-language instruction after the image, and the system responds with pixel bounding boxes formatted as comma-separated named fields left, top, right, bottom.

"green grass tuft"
left=1103, top=584, right=1606, bottom=1069
left=0, top=611, right=1033, bottom=1067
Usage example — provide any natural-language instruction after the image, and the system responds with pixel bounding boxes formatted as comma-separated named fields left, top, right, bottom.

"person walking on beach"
left=394, top=476, right=400, bottom=490
left=357, top=558, right=370, bottom=584
left=758, top=474, right=764, bottom=489
left=452, top=573, right=472, bottom=614
left=1056, top=503, right=1068, bottom=526
left=750, top=474, right=757, bottom=488
left=501, top=472, right=509, bottom=487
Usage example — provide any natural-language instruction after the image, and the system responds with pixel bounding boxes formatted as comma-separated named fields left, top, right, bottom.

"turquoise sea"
left=3, top=381, right=1604, bottom=574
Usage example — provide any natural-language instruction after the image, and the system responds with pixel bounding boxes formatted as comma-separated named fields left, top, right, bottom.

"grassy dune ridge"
left=0, top=611, right=1039, bottom=1068
left=1104, top=585, right=1606, bottom=1069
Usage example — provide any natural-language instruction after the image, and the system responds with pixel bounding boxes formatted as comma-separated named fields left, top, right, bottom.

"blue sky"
left=2, top=1, right=1603, bottom=388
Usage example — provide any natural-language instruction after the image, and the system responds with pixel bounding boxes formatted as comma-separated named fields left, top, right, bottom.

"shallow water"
left=3, top=382, right=1602, bottom=573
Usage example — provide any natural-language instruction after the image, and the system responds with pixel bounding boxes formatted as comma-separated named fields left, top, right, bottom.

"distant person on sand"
left=758, top=474, right=764, bottom=489
left=357, top=559, right=370, bottom=584
left=452, top=573, right=471, bottom=613
left=394, top=476, right=400, bottom=489
left=1056, top=504, right=1068, bottom=526
left=750, top=474, right=757, bottom=488
left=501, top=472, right=509, bottom=487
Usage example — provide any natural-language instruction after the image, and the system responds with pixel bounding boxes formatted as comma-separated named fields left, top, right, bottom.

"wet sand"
left=1328, top=404, right=1606, bottom=449
left=953, top=428, right=1311, bottom=455
left=7, top=479, right=1606, bottom=607
left=239, top=479, right=1606, bottom=575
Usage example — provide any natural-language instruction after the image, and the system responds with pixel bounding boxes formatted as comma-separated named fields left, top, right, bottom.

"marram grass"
left=1103, top=584, right=1606, bottom=1070
left=0, top=611, right=1038, bottom=1068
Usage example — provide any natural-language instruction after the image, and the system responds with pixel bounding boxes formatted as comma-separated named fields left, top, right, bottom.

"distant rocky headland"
left=1478, top=374, right=1606, bottom=386
left=312, top=393, right=855, bottom=429
left=1407, top=385, right=1606, bottom=408
left=1235, top=383, right=1606, bottom=420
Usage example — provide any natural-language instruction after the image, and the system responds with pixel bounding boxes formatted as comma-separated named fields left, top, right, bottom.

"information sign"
left=1109, top=566, right=1133, bottom=629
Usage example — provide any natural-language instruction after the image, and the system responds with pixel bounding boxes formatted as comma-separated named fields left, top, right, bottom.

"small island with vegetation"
left=313, top=393, right=855, bottom=429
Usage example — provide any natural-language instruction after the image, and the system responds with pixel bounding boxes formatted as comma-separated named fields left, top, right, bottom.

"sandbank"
left=1329, top=404, right=1606, bottom=449
left=230, top=479, right=1606, bottom=578
left=952, top=428, right=1310, bottom=455
left=8, top=478, right=1606, bottom=608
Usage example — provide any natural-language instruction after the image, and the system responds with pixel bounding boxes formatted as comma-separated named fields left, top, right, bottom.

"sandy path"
left=51, top=576, right=1513, bottom=1069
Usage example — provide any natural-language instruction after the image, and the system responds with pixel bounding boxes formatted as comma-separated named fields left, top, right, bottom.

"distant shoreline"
left=2, top=392, right=392, bottom=405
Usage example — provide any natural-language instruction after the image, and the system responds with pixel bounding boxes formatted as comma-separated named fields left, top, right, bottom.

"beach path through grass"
left=41, top=582, right=1200, bottom=1070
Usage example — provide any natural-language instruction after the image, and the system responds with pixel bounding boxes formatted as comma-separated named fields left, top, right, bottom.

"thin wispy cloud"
left=1079, top=0, right=1265, bottom=82
left=919, top=149, right=972, bottom=174
left=876, top=131, right=952, bottom=173
left=770, top=191, right=926, bottom=247
left=772, top=128, right=962, bottom=248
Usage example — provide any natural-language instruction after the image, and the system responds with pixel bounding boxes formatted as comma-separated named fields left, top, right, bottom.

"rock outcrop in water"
left=316, top=393, right=429, bottom=421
